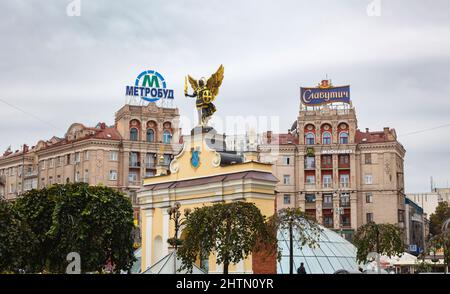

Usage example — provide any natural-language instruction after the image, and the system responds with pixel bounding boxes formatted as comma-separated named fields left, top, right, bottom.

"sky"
left=0, top=0, right=449, bottom=193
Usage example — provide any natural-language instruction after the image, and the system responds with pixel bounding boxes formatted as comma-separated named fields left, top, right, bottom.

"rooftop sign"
left=125, top=70, right=174, bottom=102
left=301, top=80, right=350, bottom=106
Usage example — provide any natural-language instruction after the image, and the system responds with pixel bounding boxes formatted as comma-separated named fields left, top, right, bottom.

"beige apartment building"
left=0, top=103, right=181, bottom=220
left=258, top=101, right=406, bottom=240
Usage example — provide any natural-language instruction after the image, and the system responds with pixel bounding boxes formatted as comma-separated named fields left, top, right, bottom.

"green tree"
left=177, top=201, right=274, bottom=274
left=13, top=183, right=136, bottom=273
left=353, top=222, right=403, bottom=264
left=0, top=198, right=34, bottom=273
left=272, top=208, right=321, bottom=274
left=429, top=201, right=450, bottom=236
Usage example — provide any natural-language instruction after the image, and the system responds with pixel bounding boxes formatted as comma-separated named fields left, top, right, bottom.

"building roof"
left=355, top=129, right=394, bottom=144
left=263, top=132, right=299, bottom=145
left=141, top=170, right=278, bottom=191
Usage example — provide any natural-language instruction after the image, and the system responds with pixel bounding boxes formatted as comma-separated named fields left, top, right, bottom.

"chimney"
left=23, top=144, right=29, bottom=153
left=365, top=128, right=369, bottom=133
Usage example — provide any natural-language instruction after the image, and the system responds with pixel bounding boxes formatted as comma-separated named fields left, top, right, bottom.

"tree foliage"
left=0, top=198, right=34, bottom=272
left=353, top=222, right=403, bottom=264
left=6, top=183, right=135, bottom=273
left=177, top=201, right=274, bottom=274
left=429, top=201, right=450, bottom=236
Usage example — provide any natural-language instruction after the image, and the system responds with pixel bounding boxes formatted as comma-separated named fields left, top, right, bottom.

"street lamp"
left=167, top=202, right=190, bottom=251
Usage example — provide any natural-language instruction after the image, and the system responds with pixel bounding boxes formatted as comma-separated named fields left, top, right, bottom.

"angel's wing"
left=188, top=75, right=199, bottom=90
left=206, top=64, right=224, bottom=98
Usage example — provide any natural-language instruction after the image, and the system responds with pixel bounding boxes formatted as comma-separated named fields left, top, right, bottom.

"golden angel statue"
left=185, top=64, right=224, bottom=126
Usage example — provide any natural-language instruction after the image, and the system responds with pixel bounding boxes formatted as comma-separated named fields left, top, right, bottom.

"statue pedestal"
left=190, top=126, right=226, bottom=152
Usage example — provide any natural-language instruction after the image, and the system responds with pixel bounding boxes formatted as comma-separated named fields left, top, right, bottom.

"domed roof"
left=277, top=225, right=358, bottom=274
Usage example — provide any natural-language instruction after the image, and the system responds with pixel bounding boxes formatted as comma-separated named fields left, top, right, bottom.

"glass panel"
left=305, top=257, right=323, bottom=274
left=317, top=257, right=334, bottom=274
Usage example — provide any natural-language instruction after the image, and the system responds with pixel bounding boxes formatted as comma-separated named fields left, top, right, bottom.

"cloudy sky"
left=0, top=0, right=449, bottom=192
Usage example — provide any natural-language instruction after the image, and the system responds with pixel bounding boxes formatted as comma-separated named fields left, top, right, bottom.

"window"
left=321, top=155, right=332, bottom=167
left=366, top=213, right=374, bottom=223
left=49, top=159, right=54, bottom=168
left=366, top=192, right=373, bottom=203
left=305, top=194, right=316, bottom=203
left=84, top=169, right=89, bottom=183
left=364, top=153, right=372, bottom=164
left=283, top=175, right=291, bottom=185
left=110, top=151, right=119, bottom=161
left=57, top=156, right=62, bottom=166
left=340, top=193, right=350, bottom=207
left=283, top=194, right=291, bottom=205
left=305, top=175, right=315, bottom=184
left=305, top=156, right=315, bottom=169
left=66, top=154, right=71, bottom=165
left=322, top=132, right=331, bottom=145
left=146, top=153, right=155, bottom=168
left=109, top=170, right=117, bottom=181
left=323, top=216, right=333, bottom=227
left=130, top=152, right=139, bottom=167
left=146, top=129, right=155, bottom=142
left=163, top=130, right=172, bottom=144
left=323, top=194, right=333, bottom=204
left=75, top=152, right=80, bottom=163
left=128, top=172, right=138, bottom=183
left=40, top=161, right=45, bottom=170
left=57, top=175, right=61, bottom=183
left=365, top=174, right=373, bottom=184
left=398, top=210, right=405, bottom=223
left=84, top=150, right=90, bottom=160
left=49, top=177, right=53, bottom=185
left=163, top=154, right=171, bottom=166
left=340, top=174, right=349, bottom=188
left=322, top=174, right=332, bottom=188
left=130, top=128, right=139, bottom=141
left=339, top=154, right=349, bottom=165
left=283, top=156, right=291, bottom=165
left=339, top=132, right=349, bottom=144
left=75, top=171, right=80, bottom=182
left=305, top=133, right=315, bottom=145
left=145, top=170, right=155, bottom=178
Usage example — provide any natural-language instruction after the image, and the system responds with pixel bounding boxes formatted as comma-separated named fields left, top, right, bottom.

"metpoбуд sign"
left=125, top=70, right=174, bottom=102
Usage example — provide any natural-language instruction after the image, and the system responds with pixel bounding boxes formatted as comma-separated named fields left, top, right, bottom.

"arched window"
left=322, top=132, right=332, bottom=145
left=305, top=133, right=315, bottom=145
left=146, top=129, right=155, bottom=142
left=339, top=132, right=349, bottom=144
left=130, top=128, right=138, bottom=141
left=163, top=130, right=172, bottom=144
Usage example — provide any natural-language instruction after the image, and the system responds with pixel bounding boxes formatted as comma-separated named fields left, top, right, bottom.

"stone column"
left=316, top=194, right=323, bottom=224
left=333, top=194, right=340, bottom=230
left=144, top=209, right=154, bottom=269
left=350, top=192, right=358, bottom=230
left=162, top=209, right=170, bottom=257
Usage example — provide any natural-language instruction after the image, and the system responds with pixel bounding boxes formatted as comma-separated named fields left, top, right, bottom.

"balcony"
left=340, top=200, right=350, bottom=208
left=129, top=161, right=141, bottom=168
left=321, top=164, right=333, bottom=169
left=24, top=170, right=38, bottom=178
left=322, top=201, right=333, bottom=209
left=145, top=162, right=155, bottom=169
left=128, top=180, right=141, bottom=187
left=338, top=163, right=350, bottom=169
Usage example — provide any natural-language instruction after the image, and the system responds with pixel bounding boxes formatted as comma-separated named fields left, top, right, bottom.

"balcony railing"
left=323, top=202, right=333, bottom=208
left=129, top=161, right=141, bottom=168
left=24, top=170, right=38, bottom=177
left=128, top=180, right=141, bottom=186
left=145, top=162, right=155, bottom=169
left=340, top=200, right=350, bottom=207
